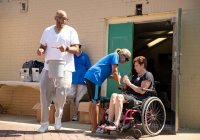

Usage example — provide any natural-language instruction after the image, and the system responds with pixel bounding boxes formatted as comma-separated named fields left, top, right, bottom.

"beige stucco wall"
left=0, top=0, right=200, bottom=130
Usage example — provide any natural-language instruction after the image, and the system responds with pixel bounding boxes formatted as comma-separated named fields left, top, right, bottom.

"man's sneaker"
left=37, top=122, right=49, bottom=133
left=54, top=116, right=61, bottom=130
left=72, top=114, right=78, bottom=121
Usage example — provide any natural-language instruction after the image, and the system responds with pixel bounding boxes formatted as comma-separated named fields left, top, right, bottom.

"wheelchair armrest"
left=142, top=88, right=157, bottom=96
left=142, top=88, right=155, bottom=92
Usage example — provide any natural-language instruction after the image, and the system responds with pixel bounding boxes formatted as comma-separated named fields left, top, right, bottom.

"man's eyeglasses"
left=56, top=16, right=69, bottom=21
left=123, top=54, right=129, bottom=62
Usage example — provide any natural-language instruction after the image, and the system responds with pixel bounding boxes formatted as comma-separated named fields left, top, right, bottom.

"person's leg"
left=85, top=79, right=94, bottom=131
left=105, top=94, right=126, bottom=130
left=107, top=93, right=117, bottom=122
left=89, top=101, right=93, bottom=131
left=66, top=84, right=77, bottom=104
left=52, top=71, right=72, bottom=130
left=66, top=84, right=78, bottom=121
left=71, top=84, right=87, bottom=121
left=38, top=70, right=54, bottom=133
left=99, top=93, right=117, bottom=128
left=75, top=84, right=87, bottom=114
left=113, top=94, right=126, bottom=126
left=91, top=102, right=100, bottom=132
left=85, top=79, right=101, bottom=132
left=91, top=84, right=101, bottom=132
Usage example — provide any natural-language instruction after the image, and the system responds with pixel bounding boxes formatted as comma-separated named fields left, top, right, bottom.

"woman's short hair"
left=133, top=56, right=147, bottom=68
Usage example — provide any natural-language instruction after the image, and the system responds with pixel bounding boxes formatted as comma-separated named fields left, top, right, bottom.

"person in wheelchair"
left=100, top=56, right=155, bottom=130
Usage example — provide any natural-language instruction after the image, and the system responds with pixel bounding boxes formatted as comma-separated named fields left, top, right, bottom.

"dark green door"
left=107, top=23, right=133, bottom=98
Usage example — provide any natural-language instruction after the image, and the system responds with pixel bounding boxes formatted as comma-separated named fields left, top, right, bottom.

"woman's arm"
left=123, top=76, right=151, bottom=94
left=108, top=64, right=124, bottom=91
left=108, top=75, right=114, bottom=79
left=108, top=75, right=121, bottom=80
left=111, top=64, right=120, bottom=85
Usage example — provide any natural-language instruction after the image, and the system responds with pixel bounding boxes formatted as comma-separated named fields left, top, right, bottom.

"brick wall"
left=0, top=0, right=200, bottom=129
left=178, top=3, right=200, bottom=130
left=0, top=85, right=40, bottom=116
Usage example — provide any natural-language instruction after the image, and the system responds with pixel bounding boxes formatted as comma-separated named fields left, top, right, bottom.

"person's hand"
left=123, top=75, right=130, bottom=85
left=123, top=75, right=128, bottom=81
left=118, top=85, right=125, bottom=92
left=37, top=48, right=44, bottom=56
left=57, top=45, right=67, bottom=52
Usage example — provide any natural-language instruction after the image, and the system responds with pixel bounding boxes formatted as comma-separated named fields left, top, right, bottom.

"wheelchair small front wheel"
left=133, top=129, right=142, bottom=139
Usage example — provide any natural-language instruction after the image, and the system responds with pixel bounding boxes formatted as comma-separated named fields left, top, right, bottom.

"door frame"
left=102, top=11, right=179, bottom=130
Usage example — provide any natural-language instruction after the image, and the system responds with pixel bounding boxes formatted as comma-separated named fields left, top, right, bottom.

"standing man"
left=37, top=10, right=79, bottom=133
left=66, top=43, right=91, bottom=121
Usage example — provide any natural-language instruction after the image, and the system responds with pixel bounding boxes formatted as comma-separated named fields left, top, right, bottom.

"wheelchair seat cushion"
left=123, top=94, right=144, bottom=109
left=123, top=94, right=137, bottom=109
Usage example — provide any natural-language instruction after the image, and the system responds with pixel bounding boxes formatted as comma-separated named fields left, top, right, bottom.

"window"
left=136, top=4, right=142, bottom=16
left=20, top=1, right=28, bottom=12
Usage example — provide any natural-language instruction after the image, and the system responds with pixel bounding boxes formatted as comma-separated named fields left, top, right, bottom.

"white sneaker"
left=72, top=114, right=78, bottom=121
left=54, top=116, right=61, bottom=130
left=37, top=122, right=49, bottom=133
left=96, top=128, right=104, bottom=133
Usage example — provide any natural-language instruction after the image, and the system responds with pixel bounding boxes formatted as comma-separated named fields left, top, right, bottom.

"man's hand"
left=58, top=45, right=67, bottom=52
left=37, top=48, right=44, bottom=56
left=37, top=44, right=47, bottom=56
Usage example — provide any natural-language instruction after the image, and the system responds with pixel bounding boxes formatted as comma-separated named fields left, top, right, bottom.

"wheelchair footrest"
left=124, top=117, right=134, bottom=120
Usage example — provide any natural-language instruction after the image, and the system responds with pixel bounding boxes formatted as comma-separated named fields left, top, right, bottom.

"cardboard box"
left=78, top=102, right=91, bottom=124
left=78, top=102, right=109, bottom=124
left=34, top=103, right=70, bottom=123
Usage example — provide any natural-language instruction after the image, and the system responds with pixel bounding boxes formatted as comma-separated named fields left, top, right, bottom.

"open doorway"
left=132, top=21, right=173, bottom=125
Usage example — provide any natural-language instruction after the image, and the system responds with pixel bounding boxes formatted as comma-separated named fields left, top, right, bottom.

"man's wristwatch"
left=66, top=46, right=69, bottom=51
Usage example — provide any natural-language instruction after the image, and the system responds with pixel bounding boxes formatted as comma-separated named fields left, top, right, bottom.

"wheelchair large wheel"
left=141, top=97, right=166, bottom=136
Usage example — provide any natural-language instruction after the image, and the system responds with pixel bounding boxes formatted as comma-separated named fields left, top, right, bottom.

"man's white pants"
left=40, top=69, right=72, bottom=123
left=67, top=84, right=87, bottom=108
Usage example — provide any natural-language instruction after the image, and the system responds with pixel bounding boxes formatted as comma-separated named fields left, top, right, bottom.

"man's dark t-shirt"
left=126, top=71, right=154, bottom=101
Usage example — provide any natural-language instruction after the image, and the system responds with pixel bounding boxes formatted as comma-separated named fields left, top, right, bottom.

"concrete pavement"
left=0, top=114, right=200, bottom=140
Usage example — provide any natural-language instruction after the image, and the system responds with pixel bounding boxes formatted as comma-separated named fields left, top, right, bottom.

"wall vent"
left=20, top=0, right=28, bottom=12
left=136, top=4, right=142, bottom=16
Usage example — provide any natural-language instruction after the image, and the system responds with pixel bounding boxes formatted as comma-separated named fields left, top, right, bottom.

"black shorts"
left=123, top=94, right=137, bottom=109
left=85, top=78, right=101, bottom=103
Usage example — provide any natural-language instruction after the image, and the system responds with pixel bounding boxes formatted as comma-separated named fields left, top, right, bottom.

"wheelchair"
left=99, top=88, right=166, bottom=139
